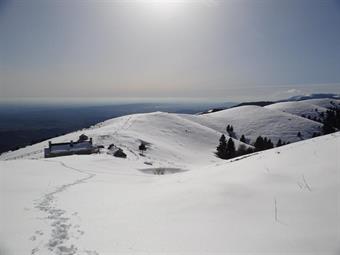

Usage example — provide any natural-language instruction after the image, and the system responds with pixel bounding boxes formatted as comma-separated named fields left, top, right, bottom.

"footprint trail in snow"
left=31, top=161, right=98, bottom=255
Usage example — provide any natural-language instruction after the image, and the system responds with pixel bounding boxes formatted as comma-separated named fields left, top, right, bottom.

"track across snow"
left=1, top=132, right=339, bottom=254
left=1, top=99, right=339, bottom=254
left=31, top=160, right=96, bottom=255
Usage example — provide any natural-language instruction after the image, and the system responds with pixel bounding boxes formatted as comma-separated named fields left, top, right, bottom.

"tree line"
left=216, top=124, right=292, bottom=160
left=217, top=106, right=340, bottom=160
left=322, top=108, right=340, bottom=134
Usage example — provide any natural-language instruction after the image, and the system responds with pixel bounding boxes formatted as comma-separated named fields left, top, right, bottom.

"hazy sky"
left=0, top=0, right=339, bottom=101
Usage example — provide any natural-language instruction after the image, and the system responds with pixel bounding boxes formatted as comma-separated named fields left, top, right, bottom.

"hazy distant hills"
left=200, top=93, right=340, bottom=114
left=285, top=93, right=340, bottom=101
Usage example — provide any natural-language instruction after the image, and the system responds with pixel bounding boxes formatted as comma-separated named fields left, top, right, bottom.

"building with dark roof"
left=44, top=136, right=97, bottom=158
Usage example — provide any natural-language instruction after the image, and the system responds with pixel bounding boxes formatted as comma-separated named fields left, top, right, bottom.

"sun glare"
left=136, top=0, right=193, bottom=18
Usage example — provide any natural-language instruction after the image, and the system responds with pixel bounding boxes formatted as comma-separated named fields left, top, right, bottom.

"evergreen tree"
left=216, top=134, right=227, bottom=159
left=220, top=134, right=226, bottom=143
left=240, top=134, right=246, bottom=143
left=336, top=110, right=340, bottom=129
left=139, top=142, right=147, bottom=156
left=322, top=123, right=335, bottom=135
left=254, top=136, right=274, bottom=150
left=312, top=132, right=320, bottom=138
left=324, top=110, right=336, bottom=129
left=323, top=109, right=340, bottom=130
left=226, top=124, right=234, bottom=136
left=267, top=139, right=273, bottom=149
left=263, top=137, right=268, bottom=145
left=276, top=139, right=282, bottom=147
left=254, top=136, right=264, bottom=151
left=226, top=138, right=236, bottom=158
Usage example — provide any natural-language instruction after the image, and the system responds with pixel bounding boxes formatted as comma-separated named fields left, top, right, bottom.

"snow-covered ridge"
left=183, top=105, right=322, bottom=144
left=2, top=98, right=338, bottom=162
left=286, top=93, right=340, bottom=101
left=266, top=98, right=340, bottom=119
left=266, top=101, right=329, bottom=119
left=1, top=98, right=339, bottom=254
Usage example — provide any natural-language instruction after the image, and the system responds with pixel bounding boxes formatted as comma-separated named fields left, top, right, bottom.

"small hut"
left=78, top=134, right=89, bottom=142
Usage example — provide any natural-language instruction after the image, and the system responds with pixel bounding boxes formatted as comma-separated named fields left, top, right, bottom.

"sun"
left=135, top=0, right=191, bottom=18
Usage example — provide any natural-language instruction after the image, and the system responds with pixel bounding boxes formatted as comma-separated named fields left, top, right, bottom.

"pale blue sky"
left=0, top=0, right=339, bottom=101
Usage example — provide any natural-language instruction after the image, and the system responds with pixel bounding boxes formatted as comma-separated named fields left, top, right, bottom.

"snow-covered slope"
left=1, top=99, right=339, bottom=254
left=1, top=131, right=339, bottom=254
left=298, top=98, right=340, bottom=109
left=0, top=103, right=325, bottom=162
left=183, top=105, right=322, bottom=144
left=265, top=99, right=340, bottom=120
left=0, top=112, right=250, bottom=165
left=265, top=101, right=328, bottom=120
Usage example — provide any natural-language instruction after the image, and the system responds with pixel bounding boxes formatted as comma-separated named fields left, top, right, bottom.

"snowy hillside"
left=303, top=98, right=340, bottom=109
left=266, top=101, right=328, bottom=120
left=266, top=99, right=340, bottom=120
left=1, top=130, right=339, bottom=254
left=0, top=112, right=250, bottom=165
left=1, top=98, right=339, bottom=254
left=184, top=105, right=322, bottom=144
left=1, top=100, right=330, bottom=162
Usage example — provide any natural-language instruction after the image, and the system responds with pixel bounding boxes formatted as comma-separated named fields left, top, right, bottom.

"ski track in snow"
left=31, top=160, right=98, bottom=255
left=111, top=115, right=141, bottom=161
left=112, top=115, right=134, bottom=137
